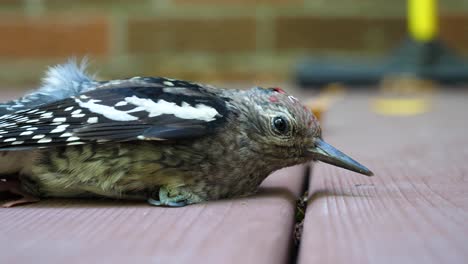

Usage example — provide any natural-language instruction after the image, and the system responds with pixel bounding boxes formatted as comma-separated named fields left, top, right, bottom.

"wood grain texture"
left=298, top=92, right=468, bottom=263
left=0, top=163, right=305, bottom=264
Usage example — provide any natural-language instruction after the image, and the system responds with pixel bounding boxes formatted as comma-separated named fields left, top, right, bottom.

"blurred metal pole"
left=295, top=0, right=468, bottom=88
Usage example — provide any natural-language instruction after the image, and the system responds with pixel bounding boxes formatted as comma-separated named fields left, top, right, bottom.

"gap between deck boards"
left=290, top=162, right=312, bottom=264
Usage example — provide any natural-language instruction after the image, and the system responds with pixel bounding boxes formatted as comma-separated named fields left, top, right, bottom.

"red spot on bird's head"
left=269, top=95, right=279, bottom=103
left=272, top=87, right=286, bottom=94
left=308, top=113, right=319, bottom=129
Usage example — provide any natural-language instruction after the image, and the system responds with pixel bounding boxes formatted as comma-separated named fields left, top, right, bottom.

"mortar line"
left=24, top=0, right=44, bottom=17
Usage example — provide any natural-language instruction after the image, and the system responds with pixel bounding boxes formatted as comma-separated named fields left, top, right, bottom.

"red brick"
left=275, top=16, right=406, bottom=51
left=44, top=0, right=141, bottom=8
left=0, top=0, right=22, bottom=7
left=128, top=17, right=256, bottom=53
left=440, top=15, right=468, bottom=54
left=0, top=16, right=109, bottom=58
left=45, top=0, right=132, bottom=3
left=174, top=0, right=302, bottom=6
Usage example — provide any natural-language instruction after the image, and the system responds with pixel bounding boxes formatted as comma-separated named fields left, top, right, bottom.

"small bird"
left=0, top=61, right=373, bottom=207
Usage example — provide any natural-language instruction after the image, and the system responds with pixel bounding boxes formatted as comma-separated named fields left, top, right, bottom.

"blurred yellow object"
left=373, top=98, right=430, bottom=116
left=306, top=83, right=347, bottom=122
left=380, top=76, right=436, bottom=94
left=373, top=75, right=435, bottom=116
left=322, top=83, right=346, bottom=96
left=408, top=0, right=438, bottom=42
left=309, top=98, right=329, bottom=121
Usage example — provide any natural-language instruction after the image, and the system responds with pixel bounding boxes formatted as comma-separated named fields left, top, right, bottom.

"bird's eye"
left=272, top=116, right=289, bottom=134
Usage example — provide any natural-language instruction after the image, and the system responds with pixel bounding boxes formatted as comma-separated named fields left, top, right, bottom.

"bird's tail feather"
left=0, top=58, right=98, bottom=116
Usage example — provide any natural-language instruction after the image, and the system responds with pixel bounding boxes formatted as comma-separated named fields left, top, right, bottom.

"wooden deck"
left=1, top=90, right=467, bottom=263
left=298, top=92, right=468, bottom=264
left=0, top=166, right=306, bottom=263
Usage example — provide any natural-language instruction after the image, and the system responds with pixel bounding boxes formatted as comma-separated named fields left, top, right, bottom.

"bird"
left=0, top=60, right=373, bottom=207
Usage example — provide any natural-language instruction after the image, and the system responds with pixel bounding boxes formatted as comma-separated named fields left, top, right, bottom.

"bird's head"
left=238, top=87, right=373, bottom=176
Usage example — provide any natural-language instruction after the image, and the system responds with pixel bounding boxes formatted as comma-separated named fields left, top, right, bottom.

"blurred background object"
left=0, top=0, right=467, bottom=89
left=372, top=76, right=434, bottom=116
left=296, top=0, right=468, bottom=87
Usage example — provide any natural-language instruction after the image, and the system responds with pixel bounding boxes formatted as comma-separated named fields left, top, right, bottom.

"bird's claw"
left=147, top=198, right=187, bottom=207
left=147, top=187, right=187, bottom=207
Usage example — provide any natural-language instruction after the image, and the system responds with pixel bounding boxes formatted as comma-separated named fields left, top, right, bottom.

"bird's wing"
left=0, top=77, right=229, bottom=151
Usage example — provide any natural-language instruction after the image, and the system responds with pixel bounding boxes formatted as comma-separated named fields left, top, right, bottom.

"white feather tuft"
left=0, top=58, right=99, bottom=115
left=40, top=58, right=97, bottom=99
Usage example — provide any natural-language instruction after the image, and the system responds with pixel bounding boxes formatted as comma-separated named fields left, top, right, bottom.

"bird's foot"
left=147, top=186, right=188, bottom=207
left=0, top=179, right=40, bottom=207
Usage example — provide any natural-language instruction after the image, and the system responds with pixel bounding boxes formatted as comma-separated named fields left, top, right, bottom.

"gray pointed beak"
left=307, top=138, right=374, bottom=176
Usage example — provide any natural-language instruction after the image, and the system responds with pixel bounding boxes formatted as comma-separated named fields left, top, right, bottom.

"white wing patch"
left=50, top=124, right=69, bottom=133
left=74, top=98, right=138, bottom=121
left=125, top=96, right=219, bottom=122
left=114, top=101, right=128, bottom=107
left=74, top=96, right=219, bottom=122
left=37, top=138, right=52, bottom=143
left=87, top=117, right=98, bottom=124
left=20, top=131, right=34, bottom=136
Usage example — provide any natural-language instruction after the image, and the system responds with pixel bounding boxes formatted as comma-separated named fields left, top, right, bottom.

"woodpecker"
left=0, top=61, right=373, bottom=207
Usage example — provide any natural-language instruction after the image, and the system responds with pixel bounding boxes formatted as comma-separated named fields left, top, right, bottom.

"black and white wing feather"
left=0, top=77, right=229, bottom=151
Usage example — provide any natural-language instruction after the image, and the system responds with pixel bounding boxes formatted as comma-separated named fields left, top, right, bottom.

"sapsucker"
left=0, top=61, right=373, bottom=207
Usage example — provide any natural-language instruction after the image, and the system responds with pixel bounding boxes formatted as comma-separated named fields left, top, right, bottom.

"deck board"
left=298, top=92, right=468, bottom=264
left=0, top=165, right=305, bottom=264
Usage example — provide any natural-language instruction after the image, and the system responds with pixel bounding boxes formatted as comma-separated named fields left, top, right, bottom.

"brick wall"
left=0, top=0, right=467, bottom=86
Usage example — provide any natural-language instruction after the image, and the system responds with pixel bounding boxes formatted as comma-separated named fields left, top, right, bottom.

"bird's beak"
left=306, top=138, right=374, bottom=176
